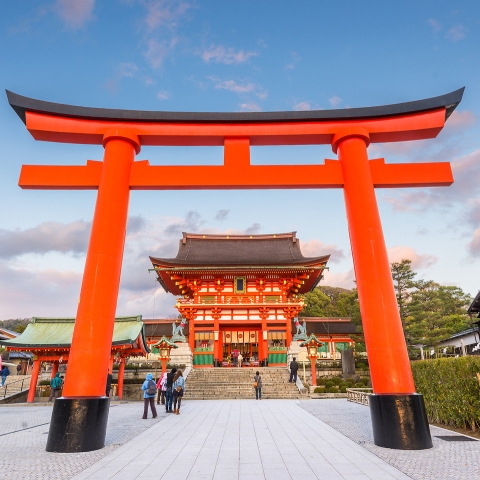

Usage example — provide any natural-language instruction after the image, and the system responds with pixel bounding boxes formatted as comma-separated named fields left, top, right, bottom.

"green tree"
left=405, top=280, right=471, bottom=347
left=13, top=324, right=27, bottom=334
left=391, top=259, right=417, bottom=330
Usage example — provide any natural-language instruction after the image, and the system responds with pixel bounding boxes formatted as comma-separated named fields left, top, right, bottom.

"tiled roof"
left=2, top=316, right=149, bottom=351
left=151, top=232, right=329, bottom=267
left=468, top=291, right=480, bottom=317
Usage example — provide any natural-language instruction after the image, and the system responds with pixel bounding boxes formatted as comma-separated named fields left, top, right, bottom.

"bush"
left=412, top=357, right=480, bottom=431
left=325, top=381, right=335, bottom=389
left=359, top=376, right=370, bottom=385
left=327, top=386, right=339, bottom=393
left=355, top=382, right=365, bottom=388
left=339, top=382, right=348, bottom=388
left=317, top=377, right=328, bottom=385
left=38, top=380, right=50, bottom=386
left=332, top=377, right=342, bottom=386
left=313, top=387, right=326, bottom=393
left=356, top=361, right=369, bottom=370
left=340, top=386, right=347, bottom=393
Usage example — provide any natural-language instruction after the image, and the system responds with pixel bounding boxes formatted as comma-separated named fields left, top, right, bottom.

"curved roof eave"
left=6, top=88, right=464, bottom=125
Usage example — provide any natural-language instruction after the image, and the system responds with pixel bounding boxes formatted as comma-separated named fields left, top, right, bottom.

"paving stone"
left=299, top=398, right=480, bottom=480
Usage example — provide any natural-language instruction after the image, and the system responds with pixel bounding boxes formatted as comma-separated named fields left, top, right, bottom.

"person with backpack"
left=48, top=372, right=63, bottom=401
left=141, top=373, right=158, bottom=419
left=172, top=370, right=185, bottom=415
left=254, top=371, right=262, bottom=400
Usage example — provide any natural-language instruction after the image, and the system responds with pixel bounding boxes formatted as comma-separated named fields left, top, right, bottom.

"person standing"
left=172, top=370, right=185, bottom=415
left=48, top=372, right=63, bottom=401
left=289, top=357, right=299, bottom=383
left=238, top=352, right=243, bottom=367
left=232, top=348, right=239, bottom=367
left=254, top=371, right=262, bottom=400
left=157, top=371, right=167, bottom=405
left=16, top=363, right=22, bottom=375
left=141, top=373, right=158, bottom=419
left=165, top=367, right=177, bottom=413
left=1, top=366, right=10, bottom=386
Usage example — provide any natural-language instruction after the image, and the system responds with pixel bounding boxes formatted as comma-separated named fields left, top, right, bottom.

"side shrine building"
left=150, top=232, right=330, bottom=367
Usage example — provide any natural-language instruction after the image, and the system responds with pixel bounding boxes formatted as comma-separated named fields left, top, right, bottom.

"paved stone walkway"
left=299, top=399, right=480, bottom=480
left=0, top=402, right=167, bottom=480
left=73, top=400, right=409, bottom=480
left=2, top=399, right=480, bottom=479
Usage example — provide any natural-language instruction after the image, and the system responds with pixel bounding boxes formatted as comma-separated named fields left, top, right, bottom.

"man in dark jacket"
left=289, top=357, right=299, bottom=383
left=49, top=372, right=63, bottom=401
left=165, top=367, right=177, bottom=413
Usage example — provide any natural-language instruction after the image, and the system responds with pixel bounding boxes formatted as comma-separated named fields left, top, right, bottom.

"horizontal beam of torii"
left=7, top=88, right=464, bottom=452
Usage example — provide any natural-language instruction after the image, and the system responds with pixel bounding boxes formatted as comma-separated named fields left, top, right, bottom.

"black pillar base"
left=369, top=393, right=432, bottom=450
left=46, top=397, right=110, bottom=453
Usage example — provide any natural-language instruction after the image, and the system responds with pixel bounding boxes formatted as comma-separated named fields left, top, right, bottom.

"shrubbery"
left=412, top=357, right=480, bottom=431
left=313, top=375, right=371, bottom=394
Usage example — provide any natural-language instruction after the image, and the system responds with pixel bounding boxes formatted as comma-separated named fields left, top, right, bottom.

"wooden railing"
left=346, top=387, right=373, bottom=406
left=177, top=296, right=301, bottom=305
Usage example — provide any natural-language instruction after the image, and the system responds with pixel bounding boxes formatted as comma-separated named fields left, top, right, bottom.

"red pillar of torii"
left=7, top=88, right=464, bottom=452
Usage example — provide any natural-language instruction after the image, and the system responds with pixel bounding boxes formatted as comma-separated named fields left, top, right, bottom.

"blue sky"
left=0, top=0, right=479, bottom=319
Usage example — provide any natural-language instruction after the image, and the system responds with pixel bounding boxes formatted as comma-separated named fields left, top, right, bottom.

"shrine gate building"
left=150, top=232, right=329, bottom=367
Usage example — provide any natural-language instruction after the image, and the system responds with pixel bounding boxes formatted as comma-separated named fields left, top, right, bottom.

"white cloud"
left=329, top=96, right=342, bottom=107
left=143, top=0, right=191, bottom=31
left=321, top=269, right=356, bottom=289
left=445, top=25, right=467, bottom=42
left=118, top=62, right=139, bottom=78
left=0, top=221, right=91, bottom=259
left=239, top=102, right=261, bottom=112
left=467, top=228, right=480, bottom=258
left=157, top=90, right=170, bottom=100
left=387, top=246, right=438, bottom=270
left=293, top=101, right=311, bottom=111
left=208, top=77, right=256, bottom=94
left=201, top=45, right=258, bottom=64
left=300, top=239, right=345, bottom=264
left=207, top=77, right=267, bottom=101
left=426, top=18, right=441, bottom=33
left=54, top=0, right=95, bottom=30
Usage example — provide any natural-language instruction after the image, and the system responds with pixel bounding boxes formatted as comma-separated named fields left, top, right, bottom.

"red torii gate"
left=7, top=88, right=464, bottom=452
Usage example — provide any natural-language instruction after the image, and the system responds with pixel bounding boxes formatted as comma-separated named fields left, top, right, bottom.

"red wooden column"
left=27, top=358, right=41, bottom=403
left=50, top=361, right=59, bottom=379
left=161, top=358, right=168, bottom=375
left=117, top=358, right=125, bottom=400
left=334, top=131, right=414, bottom=394
left=334, top=131, right=431, bottom=450
left=46, top=131, right=139, bottom=453
left=62, top=131, right=139, bottom=398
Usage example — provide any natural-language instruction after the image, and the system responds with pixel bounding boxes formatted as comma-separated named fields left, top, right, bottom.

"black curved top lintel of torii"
left=5, top=87, right=464, bottom=126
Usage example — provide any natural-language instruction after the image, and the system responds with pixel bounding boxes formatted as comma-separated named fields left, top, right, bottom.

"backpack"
left=146, top=380, right=157, bottom=395
left=51, top=377, right=61, bottom=389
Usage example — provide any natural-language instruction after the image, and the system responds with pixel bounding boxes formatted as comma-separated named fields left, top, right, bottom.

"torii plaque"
left=7, top=88, right=464, bottom=452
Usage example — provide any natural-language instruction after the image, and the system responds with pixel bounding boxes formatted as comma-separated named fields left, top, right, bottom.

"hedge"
left=412, top=357, right=480, bottom=431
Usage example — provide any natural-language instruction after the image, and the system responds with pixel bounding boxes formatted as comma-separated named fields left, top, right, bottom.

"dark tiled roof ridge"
left=150, top=232, right=329, bottom=267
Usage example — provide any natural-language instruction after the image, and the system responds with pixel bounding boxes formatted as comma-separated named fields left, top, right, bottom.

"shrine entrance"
left=7, top=87, right=464, bottom=452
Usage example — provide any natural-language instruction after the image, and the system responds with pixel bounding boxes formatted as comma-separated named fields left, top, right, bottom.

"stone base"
left=369, top=393, right=432, bottom=450
left=46, top=397, right=110, bottom=453
left=287, top=340, right=307, bottom=364
left=169, top=342, right=193, bottom=369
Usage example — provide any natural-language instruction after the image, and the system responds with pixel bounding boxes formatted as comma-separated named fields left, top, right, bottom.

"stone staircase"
left=184, top=367, right=303, bottom=400
left=0, top=375, right=31, bottom=400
